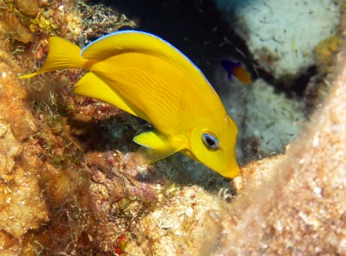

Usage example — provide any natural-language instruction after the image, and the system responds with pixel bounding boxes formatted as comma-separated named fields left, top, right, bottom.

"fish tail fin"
left=19, top=37, right=90, bottom=79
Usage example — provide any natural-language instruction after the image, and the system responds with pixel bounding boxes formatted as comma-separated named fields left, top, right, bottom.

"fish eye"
left=202, top=133, right=219, bottom=150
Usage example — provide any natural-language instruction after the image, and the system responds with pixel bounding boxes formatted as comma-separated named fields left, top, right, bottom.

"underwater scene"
left=0, top=0, right=346, bottom=254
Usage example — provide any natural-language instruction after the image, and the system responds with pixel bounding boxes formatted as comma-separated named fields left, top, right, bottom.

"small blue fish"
left=221, top=59, right=251, bottom=85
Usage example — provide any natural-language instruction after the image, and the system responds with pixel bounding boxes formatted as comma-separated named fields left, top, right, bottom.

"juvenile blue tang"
left=20, top=30, right=240, bottom=178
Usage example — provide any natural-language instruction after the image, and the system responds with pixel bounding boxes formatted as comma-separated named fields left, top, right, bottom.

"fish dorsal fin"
left=73, top=72, right=147, bottom=120
left=81, top=30, right=215, bottom=93
left=133, top=131, right=183, bottom=164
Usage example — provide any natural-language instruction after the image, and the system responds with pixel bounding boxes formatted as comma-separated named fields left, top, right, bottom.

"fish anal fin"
left=73, top=72, right=142, bottom=118
left=133, top=131, right=183, bottom=164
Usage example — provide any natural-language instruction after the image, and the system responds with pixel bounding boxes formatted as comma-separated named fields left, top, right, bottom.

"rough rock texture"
left=125, top=184, right=223, bottom=255
left=0, top=0, right=83, bottom=254
left=1, top=1, right=346, bottom=255
left=218, top=77, right=306, bottom=161
left=215, top=0, right=341, bottom=83
left=0, top=50, right=49, bottom=255
left=208, top=50, right=346, bottom=255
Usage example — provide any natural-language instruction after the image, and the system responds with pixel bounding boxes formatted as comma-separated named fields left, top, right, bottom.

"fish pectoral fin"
left=132, top=131, right=181, bottom=164
left=133, top=131, right=168, bottom=148
left=73, top=72, right=142, bottom=119
left=133, top=146, right=177, bottom=165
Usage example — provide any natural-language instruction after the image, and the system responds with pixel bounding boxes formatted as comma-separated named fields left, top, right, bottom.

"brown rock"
left=14, top=0, right=39, bottom=17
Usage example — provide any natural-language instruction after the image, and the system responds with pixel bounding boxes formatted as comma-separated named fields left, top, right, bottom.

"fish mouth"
left=221, top=164, right=240, bottom=179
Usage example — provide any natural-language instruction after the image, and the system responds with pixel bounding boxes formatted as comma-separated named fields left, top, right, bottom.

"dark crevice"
left=87, top=0, right=314, bottom=97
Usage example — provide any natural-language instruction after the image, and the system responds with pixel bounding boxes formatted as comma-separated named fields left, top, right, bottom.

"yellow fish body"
left=20, top=31, right=239, bottom=178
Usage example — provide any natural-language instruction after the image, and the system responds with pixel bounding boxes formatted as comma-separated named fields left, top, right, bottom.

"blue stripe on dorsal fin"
left=81, top=30, right=216, bottom=94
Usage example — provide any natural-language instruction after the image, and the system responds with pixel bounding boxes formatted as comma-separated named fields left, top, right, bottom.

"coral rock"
left=208, top=50, right=346, bottom=255
left=0, top=120, right=22, bottom=180
left=14, top=0, right=39, bottom=17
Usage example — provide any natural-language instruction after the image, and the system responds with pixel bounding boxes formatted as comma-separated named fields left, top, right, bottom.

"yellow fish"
left=20, top=30, right=239, bottom=178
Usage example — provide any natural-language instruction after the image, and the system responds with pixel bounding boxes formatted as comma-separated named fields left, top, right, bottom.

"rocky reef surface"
left=0, top=0, right=345, bottom=255
left=209, top=49, right=346, bottom=255
left=215, top=0, right=341, bottom=84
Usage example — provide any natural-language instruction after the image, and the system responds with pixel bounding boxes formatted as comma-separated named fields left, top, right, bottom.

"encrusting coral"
left=1, top=0, right=346, bottom=255
left=0, top=0, right=134, bottom=254
left=0, top=49, right=49, bottom=254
